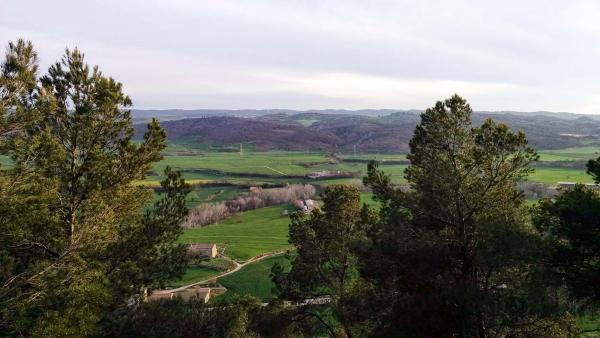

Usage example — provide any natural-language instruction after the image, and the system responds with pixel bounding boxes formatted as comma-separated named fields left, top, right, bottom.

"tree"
left=0, top=41, right=190, bottom=336
left=109, top=296, right=320, bottom=338
left=533, top=184, right=600, bottom=304
left=273, top=184, right=374, bottom=337
left=0, top=39, right=38, bottom=142
left=357, top=95, right=574, bottom=337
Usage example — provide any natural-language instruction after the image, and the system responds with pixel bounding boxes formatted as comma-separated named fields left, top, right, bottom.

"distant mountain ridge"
left=132, top=108, right=600, bottom=123
left=134, top=110, right=600, bottom=153
left=131, top=109, right=416, bottom=123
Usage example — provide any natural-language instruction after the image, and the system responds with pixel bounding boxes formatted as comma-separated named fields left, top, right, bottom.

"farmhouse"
left=294, top=199, right=316, bottom=213
left=558, top=182, right=600, bottom=189
left=173, top=286, right=211, bottom=303
left=187, top=243, right=218, bottom=259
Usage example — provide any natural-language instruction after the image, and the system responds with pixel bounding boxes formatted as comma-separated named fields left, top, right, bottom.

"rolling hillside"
left=135, top=111, right=600, bottom=153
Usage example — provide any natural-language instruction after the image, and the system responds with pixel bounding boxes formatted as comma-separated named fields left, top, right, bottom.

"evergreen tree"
left=0, top=41, right=189, bottom=336
left=273, top=184, right=374, bottom=337
left=533, top=183, right=600, bottom=305
left=358, top=95, right=574, bottom=337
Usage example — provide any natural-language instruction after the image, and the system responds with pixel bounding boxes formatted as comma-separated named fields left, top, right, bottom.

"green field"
left=167, top=257, right=237, bottom=288
left=296, top=119, right=319, bottom=127
left=528, top=167, right=593, bottom=184
left=167, top=266, right=221, bottom=288
left=144, top=147, right=411, bottom=186
left=179, top=205, right=293, bottom=261
left=154, top=152, right=331, bottom=177
left=218, top=254, right=291, bottom=300
left=147, top=145, right=599, bottom=188
left=6, top=145, right=599, bottom=190
left=360, top=192, right=378, bottom=207
left=537, top=146, right=600, bottom=161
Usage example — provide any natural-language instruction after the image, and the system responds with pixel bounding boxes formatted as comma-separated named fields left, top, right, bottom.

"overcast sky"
left=3, top=1, right=600, bottom=112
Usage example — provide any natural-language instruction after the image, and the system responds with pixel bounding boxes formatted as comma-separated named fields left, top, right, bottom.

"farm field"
left=149, top=152, right=409, bottom=185
left=537, top=146, right=600, bottom=161
left=167, top=266, right=221, bottom=288
left=148, top=141, right=413, bottom=185
left=178, top=205, right=293, bottom=261
left=6, top=143, right=599, bottom=188
left=529, top=167, right=593, bottom=184
left=166, top=143, right=600, bottom=295
left=218, top=254, right=291, bottom=300
left=155, top=152, right=332, bottom=176
left=143, top=141, right=600, bottom=189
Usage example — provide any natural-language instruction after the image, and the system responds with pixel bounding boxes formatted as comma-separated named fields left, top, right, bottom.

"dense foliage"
left=354, top=95, right=573, bottom=337
left=271, top=95, right=581, bottom=337
left=532, top=157, right=600, bottom=306
left=0, top=40, right=190, bottom=336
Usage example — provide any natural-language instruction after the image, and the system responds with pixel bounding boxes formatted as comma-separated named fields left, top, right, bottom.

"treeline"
left=340, top=158, right=410, bottom=165
left=182, top=184, right=315, bottom=228
left=180, top=168, right=307, bottom=179
left=150, top=180, right=286, bottom=191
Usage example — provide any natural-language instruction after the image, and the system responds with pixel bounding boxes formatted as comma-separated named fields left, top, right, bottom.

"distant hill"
left=131, top=109, right=417, bottom=123
left=132, top=108, right=600, bottom=122
left=134, top=110, right=600, bottom=152
left=135, top=116, right=339, bottom=151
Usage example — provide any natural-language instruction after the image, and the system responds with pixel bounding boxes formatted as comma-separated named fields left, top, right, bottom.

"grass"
left=218, top=254, right=291, bottom=300
left=528, top=167, right=593, bottom=184
left=537, top=146, right=600, bottom=161
left=179, top=205, right=293, bottom=261
left=7, top=142, right=596, bottom=187
left=166, top=266, right=222, bottom=288
left=167, top=258, right=237, bottom=288
left=360, top=192, right=378, bottom=207
left=296, top=119, right=320, bottom=127
left=154, top=152, right=332, bottom=177
left=145, top=145, right=597, bottom=193
left=144, top=148, right=410, bottom=186
left=525, top=198, right=539, bottom=207
left=577, top=313, right=600, bottom=337
left=147, top=142, right=600, bottom=188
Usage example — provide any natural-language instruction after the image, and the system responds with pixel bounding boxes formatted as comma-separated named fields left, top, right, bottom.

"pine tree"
left=358, top=95, right=575, bottom=337
left=273, top=184, right=373, bottom=337
left=0, top=41, right=190, bottom=336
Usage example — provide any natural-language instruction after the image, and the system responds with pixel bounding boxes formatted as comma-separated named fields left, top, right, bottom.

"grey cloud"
left=2, top=0, right=600, bottom=112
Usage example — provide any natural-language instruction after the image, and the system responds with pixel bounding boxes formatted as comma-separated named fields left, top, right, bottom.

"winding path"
left=154, top=250, right=285, bottom=294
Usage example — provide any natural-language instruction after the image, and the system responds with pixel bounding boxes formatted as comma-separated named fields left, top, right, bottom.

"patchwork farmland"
left=143, top=140, right=600, bottom=301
